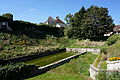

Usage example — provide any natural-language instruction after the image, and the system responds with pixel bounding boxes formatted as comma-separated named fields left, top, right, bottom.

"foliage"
left=100, top=34, right=120, bottom=58
left=100, top=46, right=108, bottom=54
left=107, top=34, right=120, bottom=46
left=0, top=31, right=77, bottom=59
left=65, top=5, right=114, bottom=40
left=2, top=13, right=13, bottom=21
left=100, top=61, right=107, bottom=69
left=96, top=71, right=107, bottom=80
left=25, top=52, right=97, bottom=80
left=93, top=54, right=102, bottom=68
left=96, top=71, right=120, bottom=80
left=64, top=13, right=73, bottom=26
left=68, top=39, right=104, bottom=48
left=106, top=41, right=120, bottom=57
left=64, top=6, right=86, bottom=39
left=0, top=63, right=38, bottom=80
left=9, top=20, right=64, bottom=38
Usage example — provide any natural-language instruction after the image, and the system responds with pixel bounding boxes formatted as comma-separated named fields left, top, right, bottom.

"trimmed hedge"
left=0, top=63, right=38, bottom=80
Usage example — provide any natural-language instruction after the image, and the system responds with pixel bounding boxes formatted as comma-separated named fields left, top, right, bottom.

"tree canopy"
left=2, top=13, right=13, bottom=21
left=65, top=6, right=114, bottom=40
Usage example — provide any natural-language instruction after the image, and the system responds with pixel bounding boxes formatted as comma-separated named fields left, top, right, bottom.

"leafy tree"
left=2, top=13, right=13, bottom=21
left=72, top=6, right=86, bottom=27
left=64, top=6, right=86, bottom=39
left=64, top=13, right=73, bottom=26
left=65, top=6, right=114, bottom=40
left=81, top=6, right=114, bottom=39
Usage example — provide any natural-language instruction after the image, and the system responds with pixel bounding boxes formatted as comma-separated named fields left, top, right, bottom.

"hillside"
left=0, top=20, right=66, bottom=59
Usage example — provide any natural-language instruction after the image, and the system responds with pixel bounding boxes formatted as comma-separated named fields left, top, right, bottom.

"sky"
left=0, top=0, right=120, bottom=24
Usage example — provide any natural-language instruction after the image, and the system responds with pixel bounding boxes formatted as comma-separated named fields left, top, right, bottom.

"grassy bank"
left=67, top=39, right=104, bottom=48
left=25, top=52, right=97, bottom=80
left=0, top=32, right=76, bottom=60
left=101, top=34, right=120, bottom=58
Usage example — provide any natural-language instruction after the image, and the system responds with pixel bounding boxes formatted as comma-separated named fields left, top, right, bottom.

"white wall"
left=56, top=23, right=65, bottom=27
left=107, top=60, right=120, bottom=70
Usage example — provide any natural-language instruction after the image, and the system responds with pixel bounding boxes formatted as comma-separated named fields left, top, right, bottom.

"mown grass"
left=25, top=51, right=77, bottom=66
left=25, top=52, right=97, bottom=80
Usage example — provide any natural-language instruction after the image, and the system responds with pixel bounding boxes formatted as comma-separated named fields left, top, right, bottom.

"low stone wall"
left=107, top=60, right=120, bottom=70
left=36, top=53, right=83, bottom=75
left=89, top=65, right=99, bottom=80
left=1, top=48, right=66, bottom=65
left=66, top=48, right=100, bottom=54
left=89, top=64, right=120, bottom=80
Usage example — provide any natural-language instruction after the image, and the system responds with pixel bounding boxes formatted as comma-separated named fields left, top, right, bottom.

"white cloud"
left=29, top=8, right=36, bottom=11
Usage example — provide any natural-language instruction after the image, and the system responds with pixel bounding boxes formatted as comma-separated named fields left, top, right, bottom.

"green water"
left=25, top=51, right=77, bottom=67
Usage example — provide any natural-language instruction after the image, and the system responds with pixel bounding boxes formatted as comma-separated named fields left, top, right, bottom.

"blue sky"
left=0, top=0, right=120, bottom=24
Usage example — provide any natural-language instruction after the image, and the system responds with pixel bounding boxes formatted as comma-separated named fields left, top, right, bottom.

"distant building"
left=104, top=25, right=120, bottom=36
left=113, top=25, right=120, bottom=34
left=45, top=16, right=65, bottom=27
left=0, top=16, right=12, bottom=31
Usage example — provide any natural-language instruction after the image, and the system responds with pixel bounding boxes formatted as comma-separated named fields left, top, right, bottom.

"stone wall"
left=37, top=53, right=83, bottom=74
left=107, top=60, right=120, bottom=70
left=89, top=65, right=99, bottom=80
left=1, top=48, right=66, bottom=65
left=66, top=48, right=100, bottom=54
left=89, top=64, right=120, bottom=80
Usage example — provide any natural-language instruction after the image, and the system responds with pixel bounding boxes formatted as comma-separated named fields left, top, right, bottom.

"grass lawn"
left=25, top=52, right=97, bottom=80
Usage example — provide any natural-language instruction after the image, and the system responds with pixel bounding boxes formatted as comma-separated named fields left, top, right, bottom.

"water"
left=25, top=51, right=76, bottom=67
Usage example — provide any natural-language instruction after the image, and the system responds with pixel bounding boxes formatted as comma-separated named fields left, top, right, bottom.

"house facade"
left=104, top=25, right=120, bottom=36
left=113, top=25, right=120, bottom=34
left=45, top=16, right=65, bottom=27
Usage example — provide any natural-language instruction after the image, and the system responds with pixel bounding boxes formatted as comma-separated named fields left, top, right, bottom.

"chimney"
left=56, top=16, right=59, bottom=19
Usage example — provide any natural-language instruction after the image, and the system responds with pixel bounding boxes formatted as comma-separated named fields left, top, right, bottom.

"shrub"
left=107, top=34, right=120, bottom=46
left=96, top=71, right=120, bottom=80
left=96, top=71, right=107, bottom=80
left=0, top=63, right=38, bottom=80
left=100, top=47, right=107, bottom=54
left=93, top=54, right=102, bottom=68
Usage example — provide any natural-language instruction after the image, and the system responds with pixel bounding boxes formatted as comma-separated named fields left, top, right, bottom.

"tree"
left=72, top=6, right=86, bottom=27
left=64, top=6, right=86, bottom=39
left=64, top=13, right=73, bottom=26
left=80, top=6, right=114, bottom=39
left=65, top=6, right=114, bottom=40
left=2, top=13, right=13, bottom=21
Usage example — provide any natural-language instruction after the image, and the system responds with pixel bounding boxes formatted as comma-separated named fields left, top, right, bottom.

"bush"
left=0, top=63, right=38, bottom=80
left=96, top=71, right=120, bottom=80
left=107, top=34, right=120, bottom=46
left=93, top=54, right=102, bottom=68
left=100, top=47, right=107, bottom=54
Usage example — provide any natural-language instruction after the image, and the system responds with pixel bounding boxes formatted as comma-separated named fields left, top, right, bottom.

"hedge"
left=0, top=63, right=38, bottom=80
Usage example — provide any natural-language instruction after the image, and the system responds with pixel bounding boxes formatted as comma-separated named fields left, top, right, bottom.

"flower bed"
left=109, top=57, right=120, bottom=61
